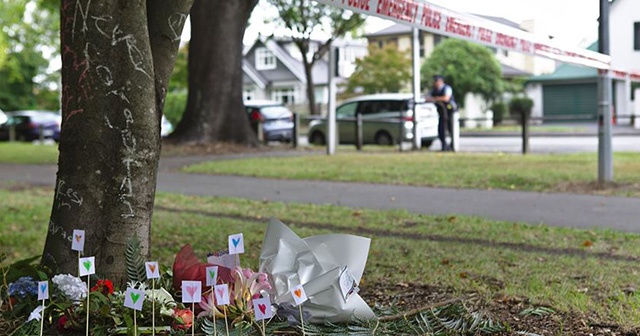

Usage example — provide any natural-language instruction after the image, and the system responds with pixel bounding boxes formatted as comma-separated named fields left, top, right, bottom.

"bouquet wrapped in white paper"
left=259, top=218, right=375, bottom=323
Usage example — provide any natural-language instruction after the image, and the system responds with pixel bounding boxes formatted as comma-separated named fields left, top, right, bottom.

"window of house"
left=377, top=40, right=384, bottom=49
left=635, top=22, right=640, bottom=51
left=419, top=31, right=425, bottom=57
left=255, top=47, right=276, bottom=70
left=272, top=88, right=295, bottom=105
left=434, top=34, right=443, bottom=46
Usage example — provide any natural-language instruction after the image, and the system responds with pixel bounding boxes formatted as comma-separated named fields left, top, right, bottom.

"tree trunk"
left=301, top=56, right=318, bottom=115
left=43, top=0, right=192, bottom=284
left=169, top=0, right=258, bottom=144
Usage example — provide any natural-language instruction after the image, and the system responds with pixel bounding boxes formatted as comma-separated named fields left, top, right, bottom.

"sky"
left=221, top=0, right=601, bottom=48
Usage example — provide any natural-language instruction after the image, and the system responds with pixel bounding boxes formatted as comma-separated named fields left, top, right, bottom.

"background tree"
left=0, top=0, right=60, bottom=111
left=268, top=0, right=365, bottom=115
left=163, top=44, right=188, bottom=126
left=169, top=0, right=258, bottom=145
left=421, top=39, right=503, bottom=107
left=346, top=45, right=411, bottom=95
left=42, top=0, right=193, bottom=282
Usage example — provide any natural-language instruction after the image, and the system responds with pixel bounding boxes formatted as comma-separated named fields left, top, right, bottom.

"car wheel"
left=309, top=131, right=326, bottom=146
left=374, top=131, right=393, bottom=146
left=421, top=139, right=433, bottom=149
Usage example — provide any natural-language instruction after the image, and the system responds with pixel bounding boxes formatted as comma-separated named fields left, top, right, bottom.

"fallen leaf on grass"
left=582, top=240, right=593, bottom=247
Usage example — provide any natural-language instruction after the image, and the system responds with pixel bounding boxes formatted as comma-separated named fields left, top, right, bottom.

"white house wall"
left=610, top=0, right=640, bottom=71
left=525, top=83, right=543, bottom=119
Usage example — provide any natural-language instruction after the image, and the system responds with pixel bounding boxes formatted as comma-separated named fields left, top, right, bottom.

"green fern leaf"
left=125, top=236, right=147, bottom=283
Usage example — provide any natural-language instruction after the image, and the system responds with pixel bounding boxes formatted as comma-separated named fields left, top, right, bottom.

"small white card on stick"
left=78, top=257, right=95, bottom=277
left=145, top=261, right=160, bottom=279
left=214, top=284, right=230, bottom=306
left=181, top=280, right=202, bottom=303
left=228, top=233, right=245, bottom=254
left=253, top=297, right=272, bottom=321
left=71, top=229, right=85, bottom=252
left=37, top=281, right=49, bottom=301
left=290, top=284, right=308, bottom=306
left=124, top=287, right=146, bottom=311
left=205, top=266, right=218, bottom=287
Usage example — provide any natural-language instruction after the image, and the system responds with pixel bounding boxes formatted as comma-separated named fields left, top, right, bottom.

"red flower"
left=172, top=309, right=194, bottom=330
left=91, top=279, right=114, bottom=295
left=57, top=315, right=69, bottom=332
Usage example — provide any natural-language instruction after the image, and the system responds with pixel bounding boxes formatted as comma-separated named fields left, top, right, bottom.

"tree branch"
left=146, top=0, right=195, bottom=115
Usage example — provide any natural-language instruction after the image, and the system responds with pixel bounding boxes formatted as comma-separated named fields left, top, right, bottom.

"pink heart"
left=216, top=287, right=225, bottom=298
left=186, top=285, right=197, bottom=298
left=258, top=303, right=267, bottom=315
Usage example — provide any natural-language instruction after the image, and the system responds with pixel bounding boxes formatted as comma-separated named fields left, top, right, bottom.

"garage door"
left=542, top=83, right=597, bottom=120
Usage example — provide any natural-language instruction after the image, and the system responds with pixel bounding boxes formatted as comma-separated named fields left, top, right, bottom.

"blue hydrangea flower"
left=8, top=276, right=38, bottom=298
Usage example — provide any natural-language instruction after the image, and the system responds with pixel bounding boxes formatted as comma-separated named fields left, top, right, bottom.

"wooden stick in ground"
left=377, top=295, right=471, bottom=322
left=85, top=276, right=90, bottom=336
left=262, top=319, right=265, bottom=336
left=211, top=288, right=216, bottom=335
left=224, top=306, right=230, bottom=336
left=134, top=310, right=137, bottom=336
left=191, top=302, right=195, bottom=336
left=39, top=299, right=45, bottom=336
left=151, top=279, right=155, bottom=336
left=299, top=304, right=305, bottom=336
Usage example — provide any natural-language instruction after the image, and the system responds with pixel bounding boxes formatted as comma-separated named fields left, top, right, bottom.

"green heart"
left=83, top=260, right=92, bottom=271
left=209, top=270, right=216, bottom=279
left=130, top=292, right=141, bottom=304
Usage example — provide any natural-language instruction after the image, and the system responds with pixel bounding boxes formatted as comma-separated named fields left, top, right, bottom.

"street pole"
left=597, top=0, right=613, bottom=182
left=327, top=45, right=337, bottom=155
left=411, top=28, right=421, bottom=150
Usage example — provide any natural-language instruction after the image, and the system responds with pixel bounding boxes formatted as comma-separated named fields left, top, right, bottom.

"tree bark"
left=169, top=0, right=258, bottom=145
left=43, top=0, right=192, bottom=284
left=301, top=53, right=317, bottom=115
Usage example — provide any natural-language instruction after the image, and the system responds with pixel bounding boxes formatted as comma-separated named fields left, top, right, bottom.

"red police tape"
left=319, top=0, right=620, bottom=71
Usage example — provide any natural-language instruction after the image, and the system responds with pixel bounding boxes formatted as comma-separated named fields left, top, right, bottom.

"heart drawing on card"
left=216, top=287, right=225, bottom=298
left=130, top=292, right=141, bottom=304
left=82, top=260, right=92, bottom=271
left=232, top=238, right=241, bottom=248
left=148, top=264, right=156, bottom=274
left=208, top=270, right=216, bottom=280
left=186, top=285, right=197, bottom=299
left=75, top=234, right=82, bottom=242
left=258, top=303, right=267, bottom=315
left=40, top=284, right=47, bottom=293
left=294, top=289, right=302, bottom=298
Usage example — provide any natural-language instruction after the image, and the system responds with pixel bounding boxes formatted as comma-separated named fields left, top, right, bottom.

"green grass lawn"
left=184, top=152, right=640, bottom=197
left=0, top=143, right=59, bottom=164
left=4, top=187, right=640, bottom=327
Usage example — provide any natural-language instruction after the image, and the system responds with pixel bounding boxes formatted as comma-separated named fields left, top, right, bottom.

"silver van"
left=307, top=93, right=439, bottom=147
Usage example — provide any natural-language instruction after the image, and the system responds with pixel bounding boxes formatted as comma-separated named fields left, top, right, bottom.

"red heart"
left=75, top=234, right=82, bottom=242
left=294, top=289, right=302, bottom=298
left=258, top=303, right=266, bottom=315
left=186, top=285, right=197, bottom=298
left=148, top=264, right=156, bottom=273
left=216, top=288, right=225, bottom=297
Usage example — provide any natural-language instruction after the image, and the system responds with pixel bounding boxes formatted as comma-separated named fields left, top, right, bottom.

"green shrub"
left=163, top=90, right=187, bottom=125
left=509, top=97, right=533, bottom=117
left=491, top=102, right=508, bottom=125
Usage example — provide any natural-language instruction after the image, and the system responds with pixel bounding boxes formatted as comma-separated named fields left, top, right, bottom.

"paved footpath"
left=1, top=153, right=639, bottom=233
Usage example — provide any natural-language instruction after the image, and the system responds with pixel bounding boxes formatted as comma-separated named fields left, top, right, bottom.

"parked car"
left=0, top=109, right=6, bottom=125
left=307, top=93, right=439, bottom=147
left=244, top=100, right=294, bottom=142
left=0, top=110, right=62, bottom=142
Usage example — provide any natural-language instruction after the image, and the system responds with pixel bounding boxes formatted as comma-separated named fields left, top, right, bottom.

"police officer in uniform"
left=426, top=75, right=457, bottom=151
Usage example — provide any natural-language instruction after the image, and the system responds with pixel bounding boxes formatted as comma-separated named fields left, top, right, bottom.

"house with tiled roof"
left=242, top=37, right=367, bottom=114
left=526, top=0, right=640, bottom=123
